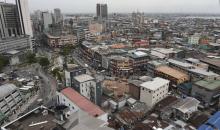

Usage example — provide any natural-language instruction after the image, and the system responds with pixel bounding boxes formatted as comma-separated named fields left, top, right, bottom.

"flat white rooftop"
left=74, top=74, right=94, bottom=83
left=140, top=77, right=170, bottom=91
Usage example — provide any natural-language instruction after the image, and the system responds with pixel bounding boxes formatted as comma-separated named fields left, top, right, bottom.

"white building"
left=140, top=77, right=170, bottom=107
left=57, top=87, right=108, bottom=122
left=73, top=74, right=101, bottom=105
left=42, top=11, right=53, bottom=31
left=16, top=0, right=33, bottom=37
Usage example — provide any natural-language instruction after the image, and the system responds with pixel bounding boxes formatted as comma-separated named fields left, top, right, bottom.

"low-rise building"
left=0, top=84, right=23, bottom=118
left=64, top=64, right=86, bottom=87
left=109, top=56, right=133, bottom=78
left=172, top=97, right=200, bottom=121
left=155, top=66, right=189, bottom=87
left=200, top=58, right=220, bottom=75
left=191, top=79, right=220, bottom=108
left=44, top=33, right=77, bottom=48
left=146, top=60, right=167, bottom=77
left=57, top=87, right=107, bottom=122
left=128, top=51, right=149, bottom=73
left=151, top=48, right=185, bottom=59
left=140, top=77, right=170, bottom=107
left=73, top=74, right=102, bottom=105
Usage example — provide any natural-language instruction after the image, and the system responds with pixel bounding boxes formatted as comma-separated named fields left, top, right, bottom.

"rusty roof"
left=61, top=88, right=105, bottom=117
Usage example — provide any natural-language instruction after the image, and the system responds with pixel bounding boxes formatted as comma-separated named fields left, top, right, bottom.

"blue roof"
left=198, top=125, right=214, bottom=130
left=207, top=111, right=220, bottom=129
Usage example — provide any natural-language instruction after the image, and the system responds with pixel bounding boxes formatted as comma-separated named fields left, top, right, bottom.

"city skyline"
left=1, top=0, right=220, bottom=14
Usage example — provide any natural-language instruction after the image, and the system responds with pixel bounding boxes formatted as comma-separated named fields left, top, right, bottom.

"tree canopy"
left=38, top=57, right=50, bottom=67
left=0, top=55, right=9, bottom=72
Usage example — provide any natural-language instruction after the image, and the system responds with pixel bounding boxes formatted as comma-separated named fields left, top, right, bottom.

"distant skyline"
left=2, top=0, right=220, bottom=14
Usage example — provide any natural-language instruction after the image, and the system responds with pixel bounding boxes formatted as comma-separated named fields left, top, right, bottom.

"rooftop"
left=198, top=111, right=220, bottom=130
left=172, top=97, right=200, bottom=113
left=0, top=84, right=17, bottom=99
left=140, top=77, right=170, bottom=91
left=128, top=51, right=148, bottom=59
left=156, top=66, right=189, bottom=80
left=200, top=58, right=220, bottom=67
left=74, top=74, right=94, bottom=83
left=194, top=79, right=220, bottom=90
left=188, top=68, right=219, bottom=77
left=2, top=106, right=64, bottom=130
left=168, top=59, right=194, bottom=68
left=61, top=88, right=105, bottom=117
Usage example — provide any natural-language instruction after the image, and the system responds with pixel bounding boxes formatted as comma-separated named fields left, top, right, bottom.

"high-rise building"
left=96, top=3, right=108, bottom=19
left=42, top=11, right=53, bottom=31
left=0, top=2, right=21, bottom=39
left=16, top=0, right=33, bottom=37
left=54, top=8, right=62, bottom=24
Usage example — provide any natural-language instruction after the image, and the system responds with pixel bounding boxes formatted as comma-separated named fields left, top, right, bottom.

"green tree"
left=26, top=52, right=37, bottom=64
left=0, top=55, right=9, bottom=71
left=38, top=57, right=50, bottom=67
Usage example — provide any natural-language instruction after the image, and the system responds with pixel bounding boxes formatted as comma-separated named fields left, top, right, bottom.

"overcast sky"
left=3, top=0, right=220, bottom=13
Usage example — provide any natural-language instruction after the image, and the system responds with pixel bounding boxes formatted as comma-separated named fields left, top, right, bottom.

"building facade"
left=96, top=4, right=108, bottom=19
left=16, top=0, right=33, bottom=37
left=54, top=8, right=62, bottom=24
left=42, top=11, right=53, bottom=31
left=191, top=79, right=220, bottom=108
left=73, top=74, right=102, bottom=105
left=65, top=65, right=87, bottom=87
left=140, top=77, right=170, bottom=107
left=110, top=56, right=133, bottom=78
left=0, top=36, right=31, bottom=53
left=0, top=2, right=21, bottom=39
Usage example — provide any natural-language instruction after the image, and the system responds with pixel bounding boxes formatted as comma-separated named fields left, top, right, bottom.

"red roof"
left=61, top=87, right=105, bottom=117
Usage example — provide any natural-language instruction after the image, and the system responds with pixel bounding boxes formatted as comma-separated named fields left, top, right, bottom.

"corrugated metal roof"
left=0, top=84, right=17, bottom=99
left=61, top=88, right=105, bottom=117
left=198, top=125, right=214, bottom=130
left=207, top=111, right=220, bottom=129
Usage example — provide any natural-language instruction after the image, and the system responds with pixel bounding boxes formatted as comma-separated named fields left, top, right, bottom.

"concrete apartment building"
left=128, top=51, right=149, bottom=73
left=155, top=66, right=189, bottom=87
left=191, top=79, right=220, bottom=108
left=73, top=74, right=102, bottom=105
left=65, top=64, right=87, bottom=87
left=0, top=84, right=23, bottom=117
left=110, top=56, right=133, bottom=78
left=140, top=77, right=170, bottom=107
left=44, top=33, right=77, bottom=48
